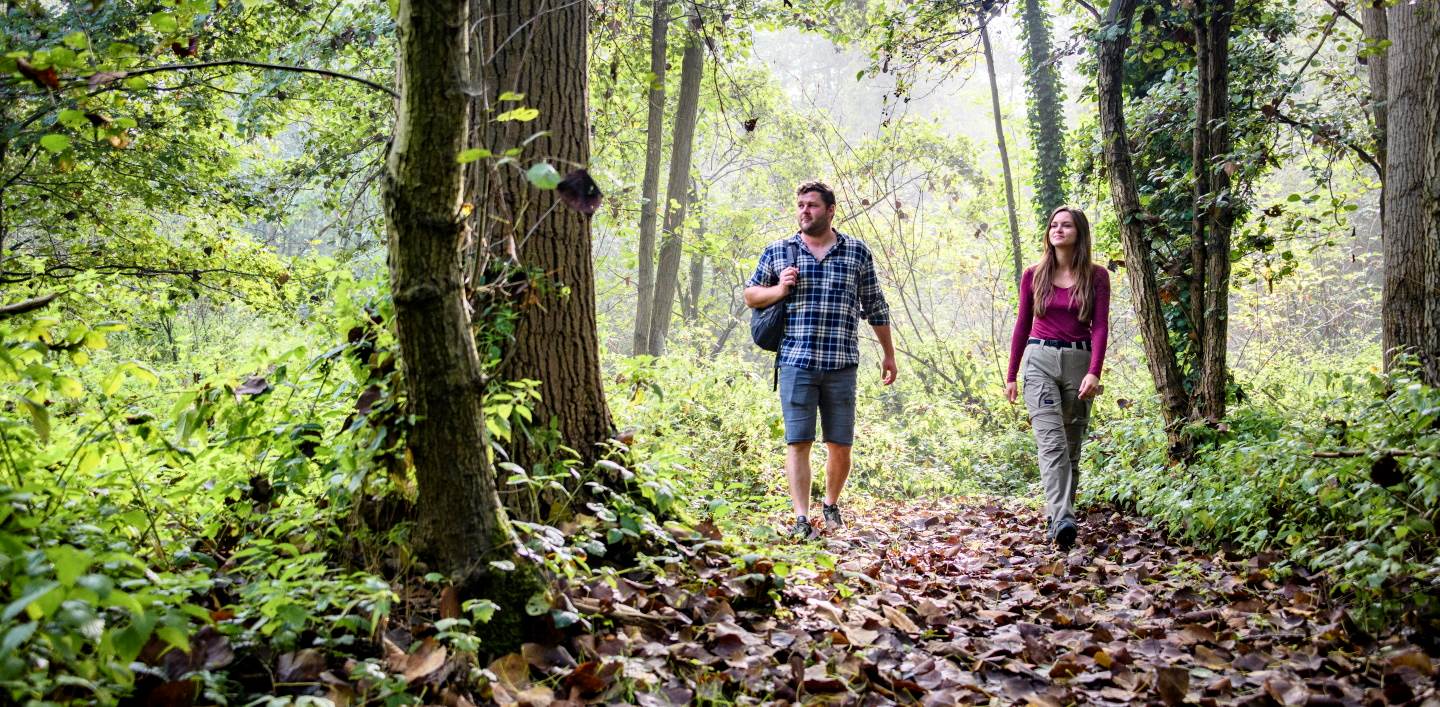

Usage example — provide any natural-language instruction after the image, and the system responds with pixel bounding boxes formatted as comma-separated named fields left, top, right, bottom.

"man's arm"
left=744, top=266, right=797, bottom=308
left=871, top=323, right=897, bottom=385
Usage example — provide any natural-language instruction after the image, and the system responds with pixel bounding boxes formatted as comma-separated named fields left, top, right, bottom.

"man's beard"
left=800, top=217, right=830, bottom=236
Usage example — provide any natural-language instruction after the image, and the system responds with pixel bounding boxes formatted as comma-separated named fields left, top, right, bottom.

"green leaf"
left=54, top=375, right=83, bottom=398
left=550, top=610, right=580, bottom=628
left=498, top=91, right=525, bottom=102
left=19, top=398, right=49, bottom=443
left=526, top=163, right=560, bottom=190
left=466, top=599, right=498, bottom=624
left=457, top=147, right=492, bottom=164
left=494, top=107, right=540, bottom=122
left=149, top=12, right=179, bottom=33
left=111, top=613, right=156, bottom=663
left=63, top=32, right=89, bottom=50
left=524, top=593, right=549, bottom=616
left=122, top=76, right=149, bottom=90
left=0, top=623, right=38, bottom=657
left=58, top=109, right=89, bottom=129
left=46, top=546, right=91, bottom=586
left=156, top=625, right=190, bottom=653
left=40, top=134, right=71, bottom=154
left=2, top=582, right=60, bottom=621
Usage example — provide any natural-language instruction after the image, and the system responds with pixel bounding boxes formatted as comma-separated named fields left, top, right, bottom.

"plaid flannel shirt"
left=748, top=232, right=891, bottom=371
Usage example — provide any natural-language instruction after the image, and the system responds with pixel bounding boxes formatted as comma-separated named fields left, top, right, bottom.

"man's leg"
left=778, top=365, right=819, bottom=537
left=823, top=442, right=851, bottom=506
left=817, top=365, right=858, bottom=527
left=787, top=441, right=814, bottom=519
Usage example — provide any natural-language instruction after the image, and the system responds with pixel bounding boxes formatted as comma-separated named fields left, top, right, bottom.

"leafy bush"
left=1084, top=352, right=1440, bottom=626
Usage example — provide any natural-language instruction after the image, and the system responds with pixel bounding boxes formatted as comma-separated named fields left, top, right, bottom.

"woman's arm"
left=1006, top=268, right=1035, bottom=390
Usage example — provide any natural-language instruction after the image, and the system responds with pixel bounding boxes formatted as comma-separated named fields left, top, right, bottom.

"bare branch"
left=0, top=292, right=61, bottom=320
left=92, top=59, right=398, bottom=98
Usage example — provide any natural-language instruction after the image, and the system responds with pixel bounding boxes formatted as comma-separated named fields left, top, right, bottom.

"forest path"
left=531, top=498, right=1438, bottom=705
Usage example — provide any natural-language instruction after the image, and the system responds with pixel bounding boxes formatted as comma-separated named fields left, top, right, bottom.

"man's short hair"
left=796, top=181, right=836, bottom=207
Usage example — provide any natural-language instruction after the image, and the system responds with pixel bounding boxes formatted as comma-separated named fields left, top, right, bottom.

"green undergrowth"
left=1083, top=351, right=1440, bottom=628
left=0, top=281, right=734, bottom=704
left=608, top=346, right=1042, bottom=526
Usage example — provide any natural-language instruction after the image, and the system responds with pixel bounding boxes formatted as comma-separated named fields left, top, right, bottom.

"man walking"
left=744, top=181, right=897, bottom=539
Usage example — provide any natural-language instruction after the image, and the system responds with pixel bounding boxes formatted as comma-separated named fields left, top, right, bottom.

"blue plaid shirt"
left=748, top=232, right=891, bottom=371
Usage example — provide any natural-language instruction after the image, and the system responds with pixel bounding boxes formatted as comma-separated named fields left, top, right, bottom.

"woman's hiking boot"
left=822, top=502, right=845, bottom=530
left=792, top=517, right=819, bottom=540
left=1054, top=518, right=1078, bottom=550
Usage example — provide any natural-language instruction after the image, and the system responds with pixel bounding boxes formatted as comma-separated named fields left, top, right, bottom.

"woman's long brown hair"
left=1032, top=206, right=1095, bottom=322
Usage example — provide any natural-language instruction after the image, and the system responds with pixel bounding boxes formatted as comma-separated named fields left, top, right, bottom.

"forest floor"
left=482, top=498, right=1439, bottom=706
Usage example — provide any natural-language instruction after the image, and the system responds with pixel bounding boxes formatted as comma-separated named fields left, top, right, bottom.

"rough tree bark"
left=1095, top=0, right=1191, bottom=446
left=981, top=13, right=1025, bottom=290
left=1191, top=0, right=1235, bottom=421
left=633, top=0, right=669, bottom=356
left=384, top=0, right=540, bottom=645
left=646, top=12, right=704, bottom=357
left=476, top=0, right=616, bottom=469
left=1018, top=0, right=1067, bottom=225
left=1382, top=0, right=1440, bottom=384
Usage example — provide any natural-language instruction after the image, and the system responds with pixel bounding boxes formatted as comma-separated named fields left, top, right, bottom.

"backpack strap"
left=774, top=239, right=800, bottom=392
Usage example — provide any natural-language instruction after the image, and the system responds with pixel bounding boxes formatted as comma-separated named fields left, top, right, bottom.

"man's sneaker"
left=792, top=517, right=819, bottom=540
left=822, top=503, right=845, bottom=529
left=1054, top=518, right=1078, bottom=550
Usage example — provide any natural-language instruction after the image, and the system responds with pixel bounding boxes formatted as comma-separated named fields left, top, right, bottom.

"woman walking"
left=1006, top=206, right=1110, bottom=550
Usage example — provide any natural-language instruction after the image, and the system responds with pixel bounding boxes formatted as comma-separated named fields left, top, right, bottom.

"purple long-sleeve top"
left=1006, top=265, right=1111, bottom=383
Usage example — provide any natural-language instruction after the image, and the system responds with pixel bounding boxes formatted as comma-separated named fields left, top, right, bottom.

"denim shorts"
left=778, top=364, right=858, bottom=445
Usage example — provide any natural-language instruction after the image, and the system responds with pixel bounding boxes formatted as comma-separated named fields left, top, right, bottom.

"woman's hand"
left=1005, top=381, right=1018, bottom=404
left=1078, top=374, right=1102, bottom=400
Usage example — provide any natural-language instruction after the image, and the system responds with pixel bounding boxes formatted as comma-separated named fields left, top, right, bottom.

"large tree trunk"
left=1095, top=0, right=1191, bottom=446
left=633, top=0, right=669, bottom=356
left=384, top=0, right=540, bottom=644
left=1191, top=0, right=1235, bottom=421
left=1018, top=0, right=1067, bottom=225
left=476, top=0, right=616, bottom=470
left=646, top=13, right=704, bottom=357
left=1382, top=0, right=1440, bottom=384
left=981, top=14, right=1025, bottom=289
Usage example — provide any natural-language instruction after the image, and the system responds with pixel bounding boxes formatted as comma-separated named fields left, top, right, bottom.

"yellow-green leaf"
left=19, top=398, right=49, bottom=443
left=494, top=107, right=539, bottom=122
left=40, top=134, right=71, bottom=153
left=55, top=375, right=83, bottom=399
left=457, top=147, right=492, bottom=164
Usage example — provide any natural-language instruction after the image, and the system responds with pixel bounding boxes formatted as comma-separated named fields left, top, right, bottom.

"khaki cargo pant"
left=1022, top=344, right=1092, bottom=535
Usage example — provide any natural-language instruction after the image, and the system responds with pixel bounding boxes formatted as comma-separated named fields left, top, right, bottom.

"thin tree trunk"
left=646, top=13, right=703, bottom=357
left=1096, top=0, right=1191, bottom=447
left=1382, top=0, right=1440, bottom=382
left=384, top=0, right=540, bottom=644
left=1362, top=0, right=1388, bottom=182
left=981, top=15, right=1025, bottom=290
left=1192, top=0, right=1235, bottom=421
left=1019, top=0, right=1067, bottom=225
left=684, top=234, right=704, bottom=320
left=633, top=0, right=669, bottom=356
left=478, top=0, right=616, bottom=470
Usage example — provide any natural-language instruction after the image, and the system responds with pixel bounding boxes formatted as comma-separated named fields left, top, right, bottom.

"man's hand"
left=778, top=266, right=798, bottom=290
left=1005, top=381, right=1017, bottom=404
left=1078, top=373, right=1102, bottom=400
left=880, top=355, right=897, bottom=385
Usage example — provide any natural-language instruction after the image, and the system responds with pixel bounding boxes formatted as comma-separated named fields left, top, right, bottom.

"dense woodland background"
left=1, top=0, right=1439, bottom=703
